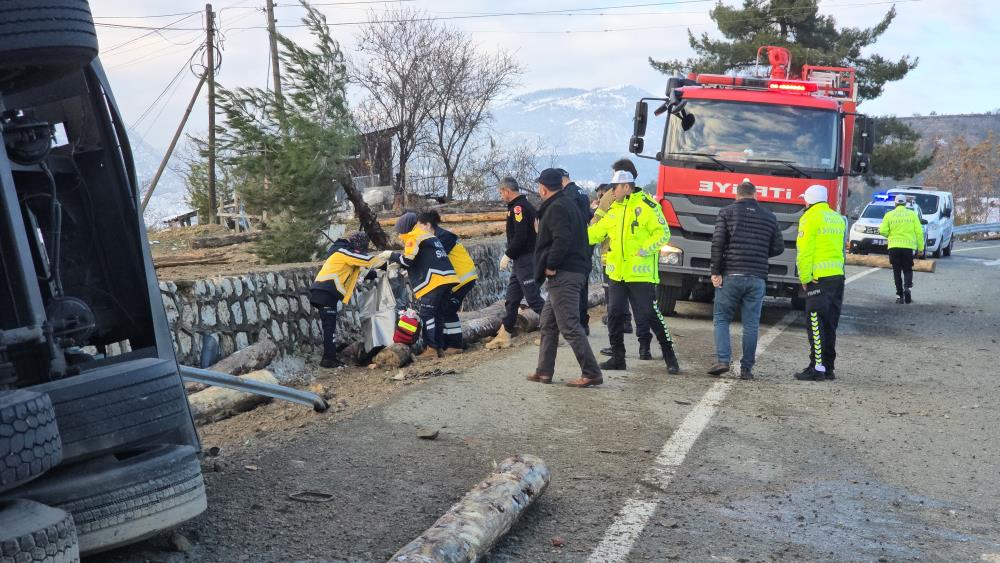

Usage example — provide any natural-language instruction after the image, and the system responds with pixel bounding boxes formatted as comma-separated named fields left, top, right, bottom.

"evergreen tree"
left=216, top=2, right=384, bottom=263
left=866, top=116, right=935, bottom=186
left=649, top=0, right=931, bottom=184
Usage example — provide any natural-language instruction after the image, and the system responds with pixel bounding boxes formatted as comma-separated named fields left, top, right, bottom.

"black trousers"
left=418, top=285, right=455, bottom=350
left=502, top=254, right=545, bottom=332
left=440, top=281, right=474, bottom=350
left=319, top=306, right=338, bottom=360
left=804, top=275, right=845, bottom=372
left=888, top=248, right=914, bottom=296
left=607, top=280, right=672, bottom=353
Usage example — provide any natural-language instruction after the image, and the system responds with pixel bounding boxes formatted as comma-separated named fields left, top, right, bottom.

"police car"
left=849, top=194, right=929, bottom=256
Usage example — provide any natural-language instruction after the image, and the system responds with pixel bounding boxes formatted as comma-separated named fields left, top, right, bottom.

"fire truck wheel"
left=6, top=444, right=206, bottom=555
left=656, top=284, right=681, bottom=317
left=0, top=1, right=98, bottom=92
left=0, top=391, right=63, bottom=493
left=26, top=358, right=193, bottom=464
left=0, top=499, right=80, bottom=562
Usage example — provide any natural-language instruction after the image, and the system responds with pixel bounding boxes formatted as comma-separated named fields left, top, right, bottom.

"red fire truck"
left=629, top=46, right=875, bottom=314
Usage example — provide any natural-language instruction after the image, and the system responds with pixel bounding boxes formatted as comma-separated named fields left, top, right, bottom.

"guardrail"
left=954, top=223, right=1000, bottom=236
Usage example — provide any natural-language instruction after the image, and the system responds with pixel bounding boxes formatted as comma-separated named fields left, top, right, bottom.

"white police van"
left=886, top=186, right=955, bottom=258
left=849, top=198, right=929, bottom=256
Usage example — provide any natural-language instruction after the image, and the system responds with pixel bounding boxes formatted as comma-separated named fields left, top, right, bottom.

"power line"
left=129, top=47, right=202, bottom=131
left=103, top=12, right=201, bottom=54
left=93, top=10, right=201, bottom=20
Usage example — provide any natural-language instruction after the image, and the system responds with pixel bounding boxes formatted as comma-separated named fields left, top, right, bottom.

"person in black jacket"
left=528, top=168, right=602, bottom=388
left=559, top=168, right=595, bottom=334
left=486, top=178, right=545, bottom=350
left=708, top=179, right=784, bottom=379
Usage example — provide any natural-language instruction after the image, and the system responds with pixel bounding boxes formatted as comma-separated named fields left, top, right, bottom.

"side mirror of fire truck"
left=860, top=116, right=876, bottom=154
left=633, top=101, right=649, bottom=137
left=629, top=136, right=645, bottom=155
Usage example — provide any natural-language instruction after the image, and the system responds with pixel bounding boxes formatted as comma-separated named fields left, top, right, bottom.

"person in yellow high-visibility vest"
left=310, top=232, right=392, bottom=368
left=794, top=185, right=847, bottom=382
left=879, top=194, right=925, bottom=304
left=421, top=210, right=478, bottom=355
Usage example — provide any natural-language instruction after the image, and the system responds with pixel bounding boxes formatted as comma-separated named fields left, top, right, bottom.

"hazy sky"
left=90, top=0, right=998, bottom=152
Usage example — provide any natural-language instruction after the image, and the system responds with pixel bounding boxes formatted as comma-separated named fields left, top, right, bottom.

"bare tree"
left=457, top=136, right=545, bottom=201
left=426, top=29, right=521, bottom=201
left=352, top=8, right=440, bottom=210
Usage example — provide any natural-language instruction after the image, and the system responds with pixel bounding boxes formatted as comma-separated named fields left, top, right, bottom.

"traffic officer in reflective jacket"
left=588, top=170, right=680, bottom=374
left=794, top=185, right=847, bottom=382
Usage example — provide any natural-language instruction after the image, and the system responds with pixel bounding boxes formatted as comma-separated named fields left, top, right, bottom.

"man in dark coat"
left=708, top=179, right=784, bottom=379
left=486, top=177, right=545, bottom=349
left=560, top=168, right=594, bottom=334
left=528, top=168, right=602, bottom=387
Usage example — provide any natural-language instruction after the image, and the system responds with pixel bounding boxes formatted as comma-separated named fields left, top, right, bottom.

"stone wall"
left=159, top=239, right=602, bottom=366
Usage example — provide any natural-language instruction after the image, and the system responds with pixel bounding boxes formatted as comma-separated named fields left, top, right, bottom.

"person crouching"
left=421, top=210, right=478, bottom=355
left=310, top=232, right=393, bottom=368
left=394, top=212, right=459, bottom=360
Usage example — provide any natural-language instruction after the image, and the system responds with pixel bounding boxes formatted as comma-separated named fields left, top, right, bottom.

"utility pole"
left=205, top=4, right=218, bottom=224
left=266, top=0, right=285, bottom=124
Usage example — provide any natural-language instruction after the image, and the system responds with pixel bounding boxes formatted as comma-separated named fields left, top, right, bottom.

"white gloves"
left=499, top=255, right=512, bottom=271
left=377, top=250, right=394, bottom=261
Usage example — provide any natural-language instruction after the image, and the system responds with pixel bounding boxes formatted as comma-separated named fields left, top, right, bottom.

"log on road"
left=188, top=369, right=279, bottom=425
left=846, top=253, right=936, bottom=273
left=460, top=301, right=505, bottom=343
left=515, top=307, right=539, bottom=333
left=389, top=454, right=551, bottom=563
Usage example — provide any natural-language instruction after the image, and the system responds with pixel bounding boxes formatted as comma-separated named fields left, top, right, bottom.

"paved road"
left=99, top=241, right=1000, bottom=562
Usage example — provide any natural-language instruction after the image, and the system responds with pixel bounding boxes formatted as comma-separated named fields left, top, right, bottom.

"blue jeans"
left=713, top=275, right=766, bottom=370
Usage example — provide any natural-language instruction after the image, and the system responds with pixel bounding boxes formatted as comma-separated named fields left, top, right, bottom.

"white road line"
left=954, top=245, right=1000, bottom=253
left=845, top=267, right=880, bottom=284
left=587, top=273, right=870, bottom=563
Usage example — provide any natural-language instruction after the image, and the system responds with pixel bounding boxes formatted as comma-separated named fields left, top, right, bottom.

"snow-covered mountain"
left=492, top=84, right=664, bottom=184
left=127, top=131, right=191, bottom=227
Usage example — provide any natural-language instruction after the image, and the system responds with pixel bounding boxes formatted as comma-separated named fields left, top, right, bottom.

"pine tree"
left=216, top=1, right=387, bottom=263
left=649, top=1, right=932, bottom=184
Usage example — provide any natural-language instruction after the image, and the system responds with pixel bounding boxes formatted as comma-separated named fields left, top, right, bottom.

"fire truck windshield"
left=663, top=99, right=838, bottom=172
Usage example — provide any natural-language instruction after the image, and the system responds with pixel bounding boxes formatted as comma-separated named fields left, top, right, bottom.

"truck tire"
left=656, top=284, right=682, bottom=317
left=943, top=238, right=953, bottom=257
left=0, top=391, right=62, bottom=493
left=0, top=1, right=98, bottom=91
left=27, top=358, right=193, bottom=463
left=7, top=445, right=206, bottom=555
left=0, top=499, right=80, bottom=563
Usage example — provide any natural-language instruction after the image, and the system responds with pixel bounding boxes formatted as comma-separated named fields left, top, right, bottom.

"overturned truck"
left=0, top=2, right=204, bottom=559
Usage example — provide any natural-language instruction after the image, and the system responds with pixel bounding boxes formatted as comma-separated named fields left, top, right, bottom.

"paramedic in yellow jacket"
left=310, top=232, right=392, bottom=368
left=394, top=212, right=459, bottom=360
left=421, top=211, right=478, bottom=355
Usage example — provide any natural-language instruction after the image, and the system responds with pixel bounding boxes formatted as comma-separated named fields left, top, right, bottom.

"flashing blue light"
left=872, top=191, right=891, bottom=202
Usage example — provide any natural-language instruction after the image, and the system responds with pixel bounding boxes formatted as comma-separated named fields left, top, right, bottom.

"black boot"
left=638, top=342, right=652, bottom=360
left=663, top=343, right=680, bottom=374
left=600, top=353, right=626, bottom=370
left=320, top=356, right=345, bottom=369
left=623, top=323, right=633, bottom=334
left=904, top=289, right=912, bottom=304
left=600, top=346, right=613, bottom=356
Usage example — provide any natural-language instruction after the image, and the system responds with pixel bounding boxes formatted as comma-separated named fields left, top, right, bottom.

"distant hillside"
left=899, top=114, right=1000, bottom=149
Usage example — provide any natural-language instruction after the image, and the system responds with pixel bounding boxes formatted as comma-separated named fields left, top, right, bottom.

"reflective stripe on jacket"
left=796, top=202, right=846, bottom=284
left=587, top=190, right=671, bottom=284
left=398, top=227, right=458, bottom=298
left=879, top=206, right=925, bottom=251
left=312, top=242, right=380, bottom=304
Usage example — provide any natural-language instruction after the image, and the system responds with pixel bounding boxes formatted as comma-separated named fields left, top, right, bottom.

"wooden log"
left=515, top=307, right=539, bottom=333
left=460, top=301, right=505, bottom=343
left=448, top=223, right=505, bottom=239
left=373, top=343, right=413, bottom=369
left=153, top=253, right=228, bottom=268
left=185, top=338, right=279, bottom=393
left=377, top=211, right=507, bottom=227
left=389, top=454, right=551, bottom=563
left=190, top=231, right=260, bottom=249
left=846, top=253, right=936, bottom=273
left=187, top=369, right=279, bottom=425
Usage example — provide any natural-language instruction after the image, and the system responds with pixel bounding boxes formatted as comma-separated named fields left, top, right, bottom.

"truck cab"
left=628, top=46, right=874, bottom=313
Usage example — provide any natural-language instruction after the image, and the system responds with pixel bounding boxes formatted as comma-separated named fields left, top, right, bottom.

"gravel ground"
left=94, top=241, right=1000, bottom=562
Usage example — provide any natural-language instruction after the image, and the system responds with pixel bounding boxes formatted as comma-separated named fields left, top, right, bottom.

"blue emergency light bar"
left=872, top=191, right=891, bottom=202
